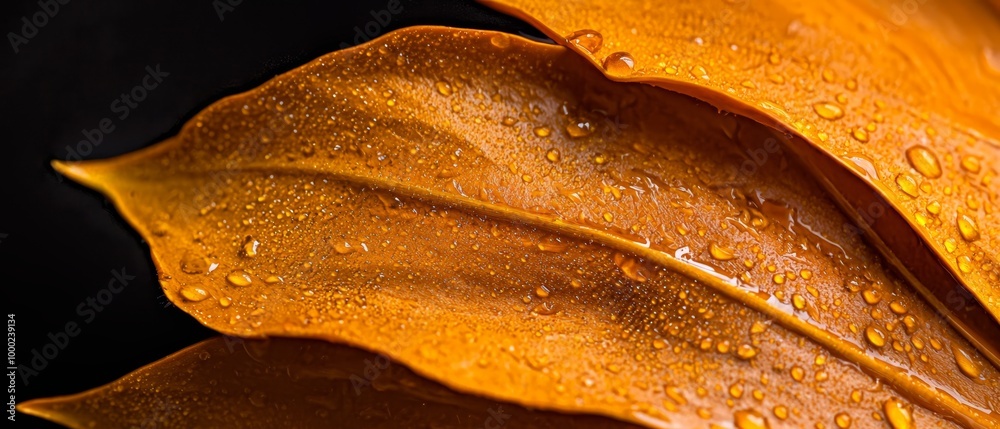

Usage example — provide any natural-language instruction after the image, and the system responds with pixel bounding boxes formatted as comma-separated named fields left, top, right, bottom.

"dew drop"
left=241, top=236, right=260, bottom=258
left=834, top=412, right=852, bottom=428
left=565, top=121, right=594, bottom=138
left=734, top=409, right=770, bottom=429
left=565, top=29, right=604, bottom=54
left=709, top=243, right=735, bottom=261
left=435, top=81, right=453, bottom=97
left=905, top=145, right=942, bottom=179
left=813, top=102, right=844, bottom=120
left=883, top=398, right=914, bottom=429
left=226, top=270, right=253, bottom=287
left=737, top=344, right=757, bottom=360
left=957, top=214, right=980, bottom=241
left=895, top=174, right=919, bottom=198
left=546, top=149, right=561, bottom=162
left=613, top=253, right=649, bottom=282
left=180, top=252, right=209, bottom=275
left=602, top=52, right=635, bottom=76
left=851, top=128, right=869, bottom=142
left=533, top=127, right=552, bottom=138
left=865, top=325, right=887, bottom=347
left=951, top=343, right=984, bottom=379
left=179, top=286, right=209, bottom=302
left=334, top=241, right=357, bottom=254
left=961, top=156, right=982, bottom=173
left=489, top=33, right=511, bottom=49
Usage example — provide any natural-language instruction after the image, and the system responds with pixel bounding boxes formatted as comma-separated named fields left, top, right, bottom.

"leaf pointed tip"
left=52, top=159, right=108, bottom=191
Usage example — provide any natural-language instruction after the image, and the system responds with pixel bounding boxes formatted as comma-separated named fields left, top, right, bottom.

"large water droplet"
left=179, top=286, right=209, bottom=302
left=226, top=270, right=253, bottom=287
left=865, top=325, right=887, bottom=347
left=709, top=243, right=735, bottom=261
left=905, top=145, right=942, bottom=179
left=883, top=398, right=914, bottom=429
left=812, top=102, right=844, bottom=120
left=957, top=214, right=980, bottom=242
left=834, top=412, right=852, bottom=428
left=734, top=409, right=770, bottom=429
left=951, top=343, right=984, bottom=380
left=565, top=29, right=603, bottom=54
left=602, top=52, right=635, bottom=76
left=895, top=173, right=919, bottom=198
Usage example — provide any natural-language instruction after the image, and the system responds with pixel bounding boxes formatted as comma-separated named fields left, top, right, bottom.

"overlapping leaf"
left=480, top=0, right=1000, bottom=364
left=20, top=337, right=636, bottom=428
left=50, top=27, right=998, bottom=428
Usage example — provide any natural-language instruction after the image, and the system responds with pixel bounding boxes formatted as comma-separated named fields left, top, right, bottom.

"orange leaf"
left=480, top=0, right=1000, bottom=366
left=19, top=336, right=637, bottom=428
left=52, top=27, right=997, bottom=428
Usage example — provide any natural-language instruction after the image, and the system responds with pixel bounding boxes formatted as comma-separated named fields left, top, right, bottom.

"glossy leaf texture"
left=480, top=0, right=1000, bottom=364
left=52, top=27, right=999, bottom=428
left=19, top=336, right=638, bottom=429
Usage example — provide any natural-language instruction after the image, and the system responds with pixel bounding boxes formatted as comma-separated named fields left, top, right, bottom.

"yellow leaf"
left=481, top=0, right=1000, bottom=365
left=19, top=336, right=638, bottom=428
left=52, top=27, right=998, bottom=428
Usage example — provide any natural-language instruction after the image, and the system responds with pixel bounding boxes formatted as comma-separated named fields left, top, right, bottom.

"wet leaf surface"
left=19, top=336, right=638, bottom=429
left=51, top=27, right=998, bottom=428
left=480, top=0, right=1000, bottom=364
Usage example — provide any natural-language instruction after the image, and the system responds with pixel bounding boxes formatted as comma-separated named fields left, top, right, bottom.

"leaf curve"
left=52, top=27, right=998, bottom=428
left=19, top=336, right=637, bottom=429
left=479, top=0, right=1000, bottom=365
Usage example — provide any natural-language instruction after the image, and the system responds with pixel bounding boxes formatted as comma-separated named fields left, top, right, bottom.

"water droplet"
left=565, top=29, right=603, bottom=54
left=489, top=33, right=511, bottom=49
left=905, top=145, right=942, bottom=179
left=334, top=241, right=357, bottom=254
left=851, top=128, right=869, bottom=142
left=535, top=285, right=550, bottom=298
left=957, top=255, right=973, bottom=273
left=772, top=405, right=788, bottom=420
left=862, top=289, right=882, bottom=305
left=792, top=293, right=806, bottom=310
left=834, top=412, right=852, bottom=428
left=865, top=325, right=887, bottom=347
left=709, top=243, right=735, bottom=261
left=241, top=236, right=260, bottom=258
left=546, top=149, right=561, bottom=162
left=883, top=398, right=914, bottom=429
left=961, top=156, right=982, bottom=173
left=218, top=297, right=231, bottom=308
left=533, top=127, right=551, bottom=138
left=179, top=286, right=209, bottom=302
left=813, top=102, right=844, bottom=120
left=957, top=214, right=980, bottom=241
left=602, top=52, right=635, bottom=76
left=180, top=252, right=209, bottom=274
left=226, top=270, right=253, bottom=287
left=734, top=409, right=770, bottom=429
left=790, top=366, right=805, bottom=381
left=613, top=253, right=649, bottom=282
left=737, top=344, right=757, bottom=360
left=690, top=65, right=710, bottom=80
left=895, top=174, right=919, bottom=198
left=435, top=81, right=453, bottom=96
left=952, top=343, right=984, bottom=379
left=565, top=121, right=594, bottom=138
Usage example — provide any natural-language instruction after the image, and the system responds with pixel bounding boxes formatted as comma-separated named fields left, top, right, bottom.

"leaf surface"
left=53, top=27, right=998, bottom=428
left=480, top=0, right=1000, bottom=364
left=19, top=336, right=637, bottom=429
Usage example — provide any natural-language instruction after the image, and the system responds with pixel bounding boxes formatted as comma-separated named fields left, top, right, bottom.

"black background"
left=0, top=1, right=543, bottom=427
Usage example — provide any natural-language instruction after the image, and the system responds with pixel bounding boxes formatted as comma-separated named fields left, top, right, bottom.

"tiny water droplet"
left=546, top=149, right=561, bottom=162
left=851, top=128, right=869, bottom=142
left=241, top=236, right=260, bottom=258
left=602, top=52, right=635, bottom=76
left=961, top=156, right=981, bottom=173
left=905, top=145, right=942, bottom=179
left=736, top=344, right=757, bottom=360
left=533, top=126, right=551, bottom=137
left=834, top=412, right=852, bottom=428
left=565, top=29, right=603, bottom=54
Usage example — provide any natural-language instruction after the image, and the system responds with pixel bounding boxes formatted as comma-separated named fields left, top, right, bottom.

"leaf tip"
left=52, top=159, right=109, bottom=192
